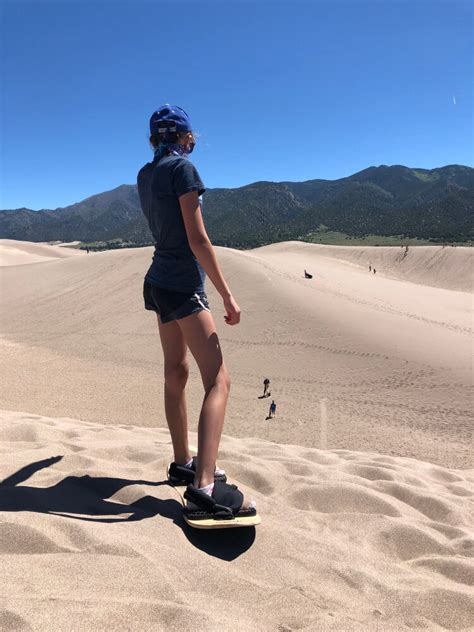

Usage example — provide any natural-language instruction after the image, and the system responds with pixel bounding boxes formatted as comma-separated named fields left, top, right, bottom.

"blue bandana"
left=154, top=143, right=192, bottom=161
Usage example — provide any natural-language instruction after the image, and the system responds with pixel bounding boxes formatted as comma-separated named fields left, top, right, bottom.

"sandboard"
left=165, top=462, right=261, bottom=530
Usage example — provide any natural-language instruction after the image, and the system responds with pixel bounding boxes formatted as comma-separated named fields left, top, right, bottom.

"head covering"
left=153, top=143, right=193, bottom=161
left=149, top=104, right=192, bottom=137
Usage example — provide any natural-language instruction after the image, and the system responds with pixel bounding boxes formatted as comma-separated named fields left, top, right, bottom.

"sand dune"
left=0, top=239, right=85, bottom=267
left=261, top=242, right=473, bottom=293
left=1, top=410, right=473, bottom=631
left=1, top=242, right=472, bottom=467
left=1, top=240, right=473, bottom=629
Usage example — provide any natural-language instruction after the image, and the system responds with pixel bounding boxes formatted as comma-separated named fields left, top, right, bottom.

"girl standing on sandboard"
left=137, top=105, right=258, bottom=528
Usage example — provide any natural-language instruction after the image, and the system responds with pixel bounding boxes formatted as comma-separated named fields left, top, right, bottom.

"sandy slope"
left=1, top=240, right=473, bottom=630
left=0, top=239, right=85, bottom=267
left=268, top=242, right=473, bottom=293
left=0, top=242, right=472, bottom=468
left=1, top=410, right=473, bottom=631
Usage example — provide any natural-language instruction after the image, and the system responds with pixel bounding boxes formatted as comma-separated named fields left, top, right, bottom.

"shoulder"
left=168, top=156, right=199, bottom=173
left=137, top=161, right=154, bottom=184
left=170, top=157, right=204, bottom=186
left=148, top=155, right=193, bottom=176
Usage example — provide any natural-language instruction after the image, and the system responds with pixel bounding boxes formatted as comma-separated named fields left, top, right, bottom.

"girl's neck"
left=154, top=143, right=190, bottom=160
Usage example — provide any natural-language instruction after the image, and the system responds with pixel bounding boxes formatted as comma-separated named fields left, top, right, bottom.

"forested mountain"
left=1, top=165, right=472, bottom=247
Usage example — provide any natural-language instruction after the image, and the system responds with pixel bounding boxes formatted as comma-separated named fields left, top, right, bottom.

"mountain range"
left=1, top=164, right=472, bottom=247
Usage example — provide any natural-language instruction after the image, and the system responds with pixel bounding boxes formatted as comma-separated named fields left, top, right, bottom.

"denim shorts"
left=143, top=279, right=210, bottom=324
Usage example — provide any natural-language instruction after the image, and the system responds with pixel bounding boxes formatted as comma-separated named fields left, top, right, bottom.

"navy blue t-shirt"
left=137, top=154, right=206, bottom=293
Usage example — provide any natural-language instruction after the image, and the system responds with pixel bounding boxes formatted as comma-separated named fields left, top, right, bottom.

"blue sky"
left=1, top=0, right=472, bottom=210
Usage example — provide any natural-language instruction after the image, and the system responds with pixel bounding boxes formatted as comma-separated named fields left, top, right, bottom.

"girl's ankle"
left=175, top=453, right=192, bottom=465
left=194, top=475, right=214, bottom=488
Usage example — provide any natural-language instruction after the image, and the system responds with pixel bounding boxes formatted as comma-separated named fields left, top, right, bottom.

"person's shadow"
left=0, top=456, right=256, bottom=559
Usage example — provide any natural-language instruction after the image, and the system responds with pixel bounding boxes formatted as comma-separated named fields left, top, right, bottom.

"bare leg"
left=161, top=309, right=252, bottom=509
left=176, top=310, right=229, bottom=488
left=157, top=316, right=192, bottom=465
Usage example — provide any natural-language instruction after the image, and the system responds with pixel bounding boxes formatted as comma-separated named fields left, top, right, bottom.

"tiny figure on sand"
left=304, top=270, right=313, bottom=279
left=267, top=400, right=277, bottom=419
left=262, top=377, right=271, bottom=398
left=369, top=265, right=372, bottom=272
left=373, top=268, right=376, bottom=275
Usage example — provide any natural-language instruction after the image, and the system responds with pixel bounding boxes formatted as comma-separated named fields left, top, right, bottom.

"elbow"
left=189, top=237, right=210, bottom=253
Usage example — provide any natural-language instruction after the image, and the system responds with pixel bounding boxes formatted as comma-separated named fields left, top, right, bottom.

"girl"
left=137, top=105, right=256, bottom=525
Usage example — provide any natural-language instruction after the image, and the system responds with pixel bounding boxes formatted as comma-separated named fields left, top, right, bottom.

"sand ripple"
left=1, top=410, right=473, bottom=631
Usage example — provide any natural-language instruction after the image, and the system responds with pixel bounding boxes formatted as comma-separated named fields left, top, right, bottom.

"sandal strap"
left=184, top=481, right=243, bottom=517
left=184, top=485, right=216, bottom=509
left=170, top=457, right=226, bottom=481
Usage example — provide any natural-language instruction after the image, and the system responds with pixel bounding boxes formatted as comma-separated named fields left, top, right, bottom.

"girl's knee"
left=217, top=366, right=231, bottom=394
left=204, top=366, right=230, bottom=394
left=164, top=361, right=189, bottom=391
left=221, top=367, right=231, bottom=392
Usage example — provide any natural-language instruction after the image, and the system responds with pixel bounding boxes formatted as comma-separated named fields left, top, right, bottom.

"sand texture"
left=0, top=239, right=473, bottom=630
left=1, top=410, right=473, bottom=631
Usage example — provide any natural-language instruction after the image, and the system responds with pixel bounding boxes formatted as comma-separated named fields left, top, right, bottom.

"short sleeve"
left=137, top=163, right=153, bottom=222
left=172, top=159, right=205, bottom=198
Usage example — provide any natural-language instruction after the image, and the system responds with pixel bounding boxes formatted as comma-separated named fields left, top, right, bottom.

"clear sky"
left=1, top=0, right=472, bottom=210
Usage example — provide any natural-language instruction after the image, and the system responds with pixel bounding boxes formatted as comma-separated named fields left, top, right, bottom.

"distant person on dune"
left=369, top=265, right=371, bottom=272
left=263, top=378, right=271, bottom=397
left=304, top=269, right=313, bottom=279
left=268, top=400, right=277, bottom=419
left=373, top=268, right=376, bottom=274
left=137, top=104, right=256, bottom=522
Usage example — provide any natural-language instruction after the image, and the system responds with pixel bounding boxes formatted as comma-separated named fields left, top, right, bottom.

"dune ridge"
left=1, top=239, right=472, bottom=290
left=1, top=410, right=473, bottom=631
left=253, top=242, right=473, bottom=293
left=0, top=239, right=85, bottom=267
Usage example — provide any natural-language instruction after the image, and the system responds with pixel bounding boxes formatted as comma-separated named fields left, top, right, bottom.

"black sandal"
left=183, top=480, right=260, bottom=529
left=167, top=456, right=227, bottom=485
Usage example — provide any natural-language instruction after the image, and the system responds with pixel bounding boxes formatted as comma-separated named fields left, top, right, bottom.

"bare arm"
left=179, top=191, right=240, bottom=325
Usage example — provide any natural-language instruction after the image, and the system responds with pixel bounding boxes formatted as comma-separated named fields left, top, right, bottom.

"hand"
left=223, top=294, right=241, bottom=326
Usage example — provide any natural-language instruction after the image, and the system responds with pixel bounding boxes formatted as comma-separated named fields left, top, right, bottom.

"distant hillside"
left=1, top=165, right=472, bottom=247
left=0, top=185, right=140, bottom=243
